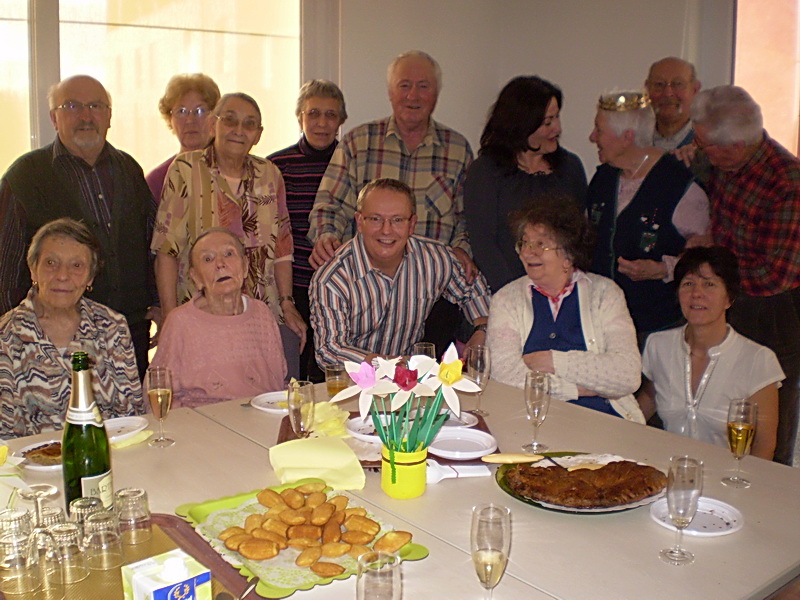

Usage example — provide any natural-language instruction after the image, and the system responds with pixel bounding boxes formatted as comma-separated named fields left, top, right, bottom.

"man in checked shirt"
left=308, top=50, right=475, bottom=357
left=687, top=85, right=800, bottom=465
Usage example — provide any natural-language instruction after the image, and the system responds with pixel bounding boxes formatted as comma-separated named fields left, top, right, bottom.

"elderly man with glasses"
left=0, top=74, right=156, bottom=378
left=310, top=178, right=490, bottom=367
left=644, top=57, right=702, bottom=151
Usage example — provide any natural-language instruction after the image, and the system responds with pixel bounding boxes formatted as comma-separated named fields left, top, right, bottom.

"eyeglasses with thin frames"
left=515, top=240, right=562, bottom=255
left=361, top=215, right=412, bottom=228
left=216, top=114, right=261, bottom=132
left=302, top=109, right=341, bottom=121
left=647, top=80, right=691, bottom=93
left=171, top=107, right=209, bottom=119
left=56, top=101, right=110, bottom=114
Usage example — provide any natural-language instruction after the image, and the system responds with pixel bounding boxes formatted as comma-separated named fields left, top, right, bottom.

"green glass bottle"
left=62, top=351, right=114, bottom=512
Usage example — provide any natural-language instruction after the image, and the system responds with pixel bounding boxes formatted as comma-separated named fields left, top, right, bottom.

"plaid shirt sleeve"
left=448, top=144, right=473, bottom=255
left=308, top=139, right=358, bottom=244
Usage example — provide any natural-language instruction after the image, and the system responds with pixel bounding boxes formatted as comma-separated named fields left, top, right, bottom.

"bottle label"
left=81, top=470, right=114, bottom=509
left=65, top=402, right=104, bottom=427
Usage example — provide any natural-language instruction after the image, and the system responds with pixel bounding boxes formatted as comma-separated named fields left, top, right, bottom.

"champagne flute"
left=471, top=503, right=511, bottom=599
left=288, top=380, right=315, bottom=438
left=147, top=366, right=175, bottom=448
left=722, top=398, right=756, bottom=488
left=522, top=371, right=550, bottom=452
left=659, top=455, right=703, bottom=566
left=412, top=342, right=436, bottom=359
left=17, top=484, right=58, bottom=531
left=465, top=345, right=491, bottom=416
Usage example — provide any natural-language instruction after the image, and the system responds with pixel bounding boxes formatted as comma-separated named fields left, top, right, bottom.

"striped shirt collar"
left=385, top=115, right=440, bottom=148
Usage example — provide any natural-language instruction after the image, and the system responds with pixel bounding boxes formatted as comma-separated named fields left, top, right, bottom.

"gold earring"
left=85, top=284, right=93, bottom=292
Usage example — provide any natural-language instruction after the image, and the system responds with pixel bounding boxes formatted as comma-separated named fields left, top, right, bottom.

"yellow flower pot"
left=381, top=446, right=427, bottom=499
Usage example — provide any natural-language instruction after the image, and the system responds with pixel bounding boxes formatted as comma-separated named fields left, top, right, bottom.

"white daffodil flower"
left=422, top=343, right=480, bottom=415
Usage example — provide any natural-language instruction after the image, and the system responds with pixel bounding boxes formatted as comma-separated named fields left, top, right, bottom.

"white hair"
left=386, top=50, right=442, bottom=92
left=601, top=106, right=655, bottom=147
left=690, top=85, right=763, bottom=145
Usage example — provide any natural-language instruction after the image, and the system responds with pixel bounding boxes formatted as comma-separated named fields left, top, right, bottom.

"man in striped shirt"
left=310, top=179, right=490, bottom=367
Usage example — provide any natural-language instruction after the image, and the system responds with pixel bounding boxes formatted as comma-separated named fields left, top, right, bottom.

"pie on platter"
left=497, top=454, right=667, bottom=514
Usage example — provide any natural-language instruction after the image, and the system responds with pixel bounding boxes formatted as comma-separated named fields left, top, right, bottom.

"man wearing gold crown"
left=645, top=57, right=701, bottom=151
left=688, top=85, right=800, bottom=465
left=586, top=91, right=709, bottom=345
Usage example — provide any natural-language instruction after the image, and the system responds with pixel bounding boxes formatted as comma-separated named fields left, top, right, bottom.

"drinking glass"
left=465, top=345, right=491, bottom=416
left=69, top=497, right=103, bottom=533
left=470, top=503, right=511, bottom=599
left=48, top=522, right=89, bottom=583
left=522, top=371, right=550, bottom=453
left=0, top=509, right=32, bottom=537
left=0, top=532, right=38, bottom=595
left=722, top=398, right=756, bottom=488
left=659, top=456, right=703, bottom=566
left=115, top=488, right=152, bottom=544
left=355, top=550, right=402, bottom=600
left=412, top=342, right=436, bottom=360
left=83, top=510, right=123, bottom=570
left=325, top=364, right=349, bottom=398
left=18, top=483, right=58, bottom=530
left=146, top=366, right=175, bottom=448
left=288, top=380, right=316, bottom=439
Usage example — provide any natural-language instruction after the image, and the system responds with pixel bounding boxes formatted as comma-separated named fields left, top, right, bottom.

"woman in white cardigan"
left=487, top=196, right=644, bottom=422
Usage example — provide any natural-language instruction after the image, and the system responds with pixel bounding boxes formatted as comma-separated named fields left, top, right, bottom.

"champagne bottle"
left=62, top=351, right=114, bottom=511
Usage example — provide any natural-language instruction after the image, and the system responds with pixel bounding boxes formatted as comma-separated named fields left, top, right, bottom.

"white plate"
left=105, top=416, right=148, bottom=443
left=251, top=391, right=289, bottom=414
left=346, top=416, right=381, bottom=443
left=650, top=497, right=743, bottom=537
left=14, top=440, right=62, bottom=472
left=442, top=411, right=479, bottom=428
left=428, top=429, right=497, bottom=461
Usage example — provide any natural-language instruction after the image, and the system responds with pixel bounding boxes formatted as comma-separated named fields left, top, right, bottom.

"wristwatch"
left=474, top=323, right=488, bottom=333
left=278, top=295, right=295, bottom=304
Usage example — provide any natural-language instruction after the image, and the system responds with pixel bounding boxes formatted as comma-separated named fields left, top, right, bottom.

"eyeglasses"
left=515, top=240, right=562, bottom=255
left=693, top=136, right=719, bottom=151
left=361, top=215, right=412, bottom=228
left=216, top=114, right=261, bottom=132
left=55, top=101, right=110, bottom=114
left=302, top=109, right=341, bottom=121
left=171, top=107, right=209, bottom=119
left=647, top=79, right=691, bottom=93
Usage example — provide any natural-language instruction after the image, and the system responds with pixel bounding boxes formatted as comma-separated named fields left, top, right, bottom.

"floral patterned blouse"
left=0, top=289, right=145, bottom=439
left=151, top=146, right=293, bottom=318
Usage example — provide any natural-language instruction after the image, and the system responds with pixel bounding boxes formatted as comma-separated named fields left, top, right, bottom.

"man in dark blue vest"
left=0, top=75, right=156, bottom=378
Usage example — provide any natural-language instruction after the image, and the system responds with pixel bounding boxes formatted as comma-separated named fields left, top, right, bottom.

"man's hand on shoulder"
left=452, top=247, right=477, bottom=283
left=672, top=143, right=697, bottom=168
left=310, top=235, right=342, bottom=270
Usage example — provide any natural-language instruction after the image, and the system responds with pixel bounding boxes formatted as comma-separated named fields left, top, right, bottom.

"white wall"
left=303, top=0, right=734, bottom=172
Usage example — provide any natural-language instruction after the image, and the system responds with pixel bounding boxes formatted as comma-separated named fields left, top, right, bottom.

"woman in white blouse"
left=639, top=246, right=781, bottom=459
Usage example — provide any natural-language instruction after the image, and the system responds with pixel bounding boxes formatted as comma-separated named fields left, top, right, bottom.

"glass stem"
left=485, top=587, right=493, bottom=600
left=157, top=418, right=165, bottom=441
left=531, top=424, right=539, bottom=447
left=674, top=526, right=684, bottom=552
left=734, top=456, right=742, bottom=480
left=475, top=392, right=482, bottom=412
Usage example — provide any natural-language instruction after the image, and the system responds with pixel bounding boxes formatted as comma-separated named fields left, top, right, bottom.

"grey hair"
left=295, top=79, right=348, bottom=122
left=27, top=218, right=101, bottom=278
left=47, top=75, right=112, bottom=110
left=386, top=50, right=442, bottom=92
left=357, top=178, right=417, bottom=214
left=213, top=92, right=262, bottom=122
left=690, top=85, right=763, bottom=145
left=189, top=227, right=246, bottom=268
left=599, top=93, right=656, bottom=148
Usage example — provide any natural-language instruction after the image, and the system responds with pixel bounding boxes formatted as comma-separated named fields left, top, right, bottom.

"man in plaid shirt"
left=690, top=85, right=800, bottom=465
left=308, top=50, right=476, bottom=356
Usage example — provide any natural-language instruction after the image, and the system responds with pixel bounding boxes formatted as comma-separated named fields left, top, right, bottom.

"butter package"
left=122, top=548, right=212, bottom=600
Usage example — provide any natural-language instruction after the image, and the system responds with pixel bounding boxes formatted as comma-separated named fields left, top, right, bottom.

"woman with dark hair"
left=0, top=218, right=144, bottom=438
left=465, top=76, right=587, bottom=292
left=639, top=246, right=781, bottom=459
left=487, top=196, right=643, bottom=421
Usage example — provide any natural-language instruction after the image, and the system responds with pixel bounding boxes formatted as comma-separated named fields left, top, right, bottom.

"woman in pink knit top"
left=151, top=228, right=287, bottom=407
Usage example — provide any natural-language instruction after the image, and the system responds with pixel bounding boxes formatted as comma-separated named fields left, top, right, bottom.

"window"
left=1, top=0, right=299, bottom=175
left=0, top=1, right=31, bottom=175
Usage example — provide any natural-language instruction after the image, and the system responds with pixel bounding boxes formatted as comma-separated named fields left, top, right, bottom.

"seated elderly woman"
left=586, top=91, right=709, bottom=342
left=150, top=228, right=287, bottom=407
left=0, top=219, right=144, bottom=438
left=639, top=247, right=781, bottom=459
left=487, top=196, right=644, bottom=422
left=146, top=73, right=220, bottom=201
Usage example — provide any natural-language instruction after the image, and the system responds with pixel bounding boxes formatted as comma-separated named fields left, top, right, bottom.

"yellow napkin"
left=269, top=437, right=365, bottom=490
left=311, top=401, right=350, bottom=438
left=111, top=430, right=153, bottom=450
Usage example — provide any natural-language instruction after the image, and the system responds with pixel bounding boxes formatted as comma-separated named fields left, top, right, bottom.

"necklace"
left=625, top=153, right=649, bottom=179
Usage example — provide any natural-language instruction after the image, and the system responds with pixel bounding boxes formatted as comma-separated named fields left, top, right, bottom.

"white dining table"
left=193, top=380, right=800, bottom=600
left=3, top=405, right=553, bottom=599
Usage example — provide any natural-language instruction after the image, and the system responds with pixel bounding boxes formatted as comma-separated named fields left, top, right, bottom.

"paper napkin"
left=269, top=437, right=365, bottom=490
left=111, top=430, right=153, bottom=450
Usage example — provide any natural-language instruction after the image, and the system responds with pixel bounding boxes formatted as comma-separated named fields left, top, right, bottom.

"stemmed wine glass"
left=659, top=456, right=703, bottom=566
left=522, top=371, right=550, bottom=453
left=146, top=366, right=175, bottom=448
left=471, top=503, right=511, bottom=599
left=17, top=484, right=58, bottom=531
left=722, top=398, right=756, bottom=488
left=465, top=345, right=491, bottom=416
left=288, top=380, right=316, bottom=438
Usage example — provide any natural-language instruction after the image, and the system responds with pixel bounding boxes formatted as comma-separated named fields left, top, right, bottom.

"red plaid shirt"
left=709, top=134, right=800, bottom=296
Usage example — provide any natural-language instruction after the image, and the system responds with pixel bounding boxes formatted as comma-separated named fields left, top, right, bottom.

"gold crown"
left=597, top=92, right=651, bottom=111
